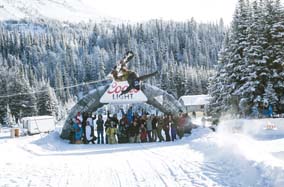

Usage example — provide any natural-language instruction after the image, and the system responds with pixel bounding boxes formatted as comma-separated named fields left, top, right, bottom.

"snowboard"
left=115, top=51, right=134, bottom=74
left=107, top=51, right=134, bottom=79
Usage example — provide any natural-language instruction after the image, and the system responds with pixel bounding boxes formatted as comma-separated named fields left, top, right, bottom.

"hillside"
left=0, top=0, right=107, bottom=22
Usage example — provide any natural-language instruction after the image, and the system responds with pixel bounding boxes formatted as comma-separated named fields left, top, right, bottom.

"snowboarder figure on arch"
left=109, top=51, right=158, bottom=96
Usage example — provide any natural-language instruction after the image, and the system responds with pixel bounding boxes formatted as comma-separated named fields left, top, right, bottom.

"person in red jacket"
left=177, top=113, right=186, bottom=139
left=140, top=123, right=148, bottom=143
left=163, top=114, right=171, bottom=141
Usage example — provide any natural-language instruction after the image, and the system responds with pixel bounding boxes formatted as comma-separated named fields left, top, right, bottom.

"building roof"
left=178, top=95, right=211, bottom=106
left=21, top=116, right=54, bottom=121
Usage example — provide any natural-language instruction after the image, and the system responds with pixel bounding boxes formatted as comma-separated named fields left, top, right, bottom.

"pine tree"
left=54, top=65, right=66, bottom=102
left=8, top=70, right=37, bottom=118
left=266, top=0, right=284, bottom=113
left=209, top=29, right=236, bottom=116
left=97, top=48, right=108, bottom=81
left=37, top=81, right=59, bottom=117
left=3, top=104, right=13, bottom=126
left=209, top=0, right=284, bottom=117
left=0, top=61, right=9, bottom=123
left=224, top=0, right=251, bottom=113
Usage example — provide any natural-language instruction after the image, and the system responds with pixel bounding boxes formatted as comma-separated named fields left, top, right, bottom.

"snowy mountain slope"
left=1, top=121, right=284, bottom=187
left=0, top=0, right=111, bottom=22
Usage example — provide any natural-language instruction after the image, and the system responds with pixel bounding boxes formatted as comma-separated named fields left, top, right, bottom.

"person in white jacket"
left=85, top=121, right=96, bottom=144
left=146, top=115, right=153, bottom=142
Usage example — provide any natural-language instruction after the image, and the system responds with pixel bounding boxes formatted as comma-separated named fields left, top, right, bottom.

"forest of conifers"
left=0, top=18, right=225, bottom=122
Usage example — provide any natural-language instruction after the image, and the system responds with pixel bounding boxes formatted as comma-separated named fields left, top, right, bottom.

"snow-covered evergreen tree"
left=3, top=104, right=13, bottom=126
left=209, top=0, right=284, bottom=117
left=8, top=68, right=37, bottom=118
left=37, top=81, right=59, bottom=118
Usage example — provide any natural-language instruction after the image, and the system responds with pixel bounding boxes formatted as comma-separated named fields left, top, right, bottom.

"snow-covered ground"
left=1, top=119, right=284, bottom=187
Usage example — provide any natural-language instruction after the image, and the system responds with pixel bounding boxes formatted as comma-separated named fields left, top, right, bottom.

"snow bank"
left=214, top=118, right=284, bottom=186
left=217, top=118, right=284, bottom=139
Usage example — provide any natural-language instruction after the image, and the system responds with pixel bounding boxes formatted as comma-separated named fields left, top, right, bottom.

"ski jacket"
left=140, top=127, right=147, bottom=141
left=120, top=117, right=128, bottom=127
left=104, top=119, right=111, bottom=132
left=178, top=116, right=186, bottom=128
left=118, top=124, right=128, bottom=137
left=96, top=119, right=104, bottom=131
left=171, top=117, right=178, bottom=129
left=152, top=117, right=158, bottom=130
left=146, top=117, right=153, bottom=131
left=73, top=123, right=82, bottom=141
left=85, top=125, right=93, bottom=141
left=127, top=108, right=133, bottom=124
left=86, top=117, right=93, bottom=127
left=106, top=127, right=117, bottom=137
left=163, top=117, right=170, bottom=131
left=107, top=113, right=119, bottom=127
left=128, top=125, right=139, bottom=137
left=75, top=114, right=83, bottom=124
left=157, top=117, right=164, bottom=130
left=262, top=105, right=273, bottom=117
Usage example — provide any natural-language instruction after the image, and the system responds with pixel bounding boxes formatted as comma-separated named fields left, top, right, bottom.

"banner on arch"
left=100, top=81, right=147, bottom=104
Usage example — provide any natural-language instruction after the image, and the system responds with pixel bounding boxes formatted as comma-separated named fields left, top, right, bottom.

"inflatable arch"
left=60, top=83, right=185, bottom=139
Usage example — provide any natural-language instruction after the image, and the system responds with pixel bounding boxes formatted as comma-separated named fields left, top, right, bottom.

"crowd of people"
left=69, top=107, right=193, bottom=144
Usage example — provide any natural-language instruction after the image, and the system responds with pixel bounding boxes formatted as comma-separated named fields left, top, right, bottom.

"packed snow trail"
left=0, top=125, right=284, bottom=187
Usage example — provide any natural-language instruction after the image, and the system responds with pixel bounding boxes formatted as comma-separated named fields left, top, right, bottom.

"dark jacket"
left=104, top=119, right=111, bottom=132
left=152, top=117, right=158, bottom=130
left=163, top=117, right=170, bottom=131
left=96, top=119, right=104, bottom=131
left=171, top=117, right=178, bottom=129
left=128, top=125, right=139, bottom=137
left=108, top=113, right=119, bottom=127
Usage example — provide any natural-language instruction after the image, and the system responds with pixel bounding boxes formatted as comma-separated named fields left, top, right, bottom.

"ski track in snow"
left=1, top=126, right=284, bottom=187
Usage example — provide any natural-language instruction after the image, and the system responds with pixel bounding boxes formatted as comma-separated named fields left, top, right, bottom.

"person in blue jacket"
left=127, top=106, right=133, bottom=125
left=73, top=119, right=83, bottom=143
left=262, top=101, right=273, bottom=118
left=120, top=107, right=133, bottom=127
